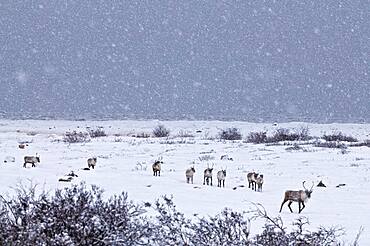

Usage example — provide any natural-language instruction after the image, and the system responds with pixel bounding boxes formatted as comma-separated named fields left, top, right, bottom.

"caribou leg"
left=280, top=199, right=288, bottom=212
left=287, top=201, right=294, bottom=213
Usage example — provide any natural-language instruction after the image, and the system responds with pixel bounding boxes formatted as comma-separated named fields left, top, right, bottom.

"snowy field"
left=0, top=120, right=370, bottom=244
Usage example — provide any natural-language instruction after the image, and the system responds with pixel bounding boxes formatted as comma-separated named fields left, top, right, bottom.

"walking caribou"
left=279, top=181, right=314, bottom=213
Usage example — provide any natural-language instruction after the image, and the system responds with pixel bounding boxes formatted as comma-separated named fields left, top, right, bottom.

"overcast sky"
left=0, top=1, right=368, bottom=122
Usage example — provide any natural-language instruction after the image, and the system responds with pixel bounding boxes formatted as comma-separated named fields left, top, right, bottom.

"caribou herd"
left=18, top=151, right=314, bottom=213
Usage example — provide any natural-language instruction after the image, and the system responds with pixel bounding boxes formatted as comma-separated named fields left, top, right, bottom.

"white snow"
left=0, top=119, right=369, bottom=244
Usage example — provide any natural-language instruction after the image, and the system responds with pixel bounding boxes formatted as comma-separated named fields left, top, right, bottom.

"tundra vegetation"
left=63, top=131, right=90, bottom=143
left=0, top=183, right=360, bottom=245
left=153, top=124, right=170, bottom=138
left=219, top=127, right=242, bottom=140
left=87, top=127, right=107, bottom=138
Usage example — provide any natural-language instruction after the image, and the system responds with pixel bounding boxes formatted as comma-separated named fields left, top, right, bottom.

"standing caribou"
left=87, top=157, right=97, bottom=169
left=217, top=168, right=227, bottom=187
left=23, top=155, right=40, bottom=168
left=152, top=160, right=163, bottom=176
left=185, top=166, right=196, bottom=184
left=247, top=172, right=258, bottom=191
left=256, top=174, right=264, bottom=192
left=279, top=181, right=314, bottom=213
left=203, top=164, right=214, bottom=185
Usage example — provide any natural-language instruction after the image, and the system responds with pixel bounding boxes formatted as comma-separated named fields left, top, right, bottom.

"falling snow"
left=0, top=1, right=368, bottom=122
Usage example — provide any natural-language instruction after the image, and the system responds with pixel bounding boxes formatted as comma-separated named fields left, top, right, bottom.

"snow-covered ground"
left=0, top=120, right=369, bottom=244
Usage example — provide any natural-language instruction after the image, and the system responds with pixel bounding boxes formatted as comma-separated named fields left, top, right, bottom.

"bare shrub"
left=219, top=127, right=242, bottom=140
left=159, top=139, right=193, bottom=145
left=114, top=137, right=125, bottom=142
left=87, top=127, right=107, bottom=138
left=63, top=131, right=90, bottom=143
left=153, top=124, right=170, bottom=138
left=322, top=131, right=358, bottom=142
left=134, top=132, right=151, bottom=138
left=176, top=130, right=195, bottom=138
left=265, top=127, right=312, bottom=143
left=246, top=131, right=267, bottom=144
left=198, top=155, right=215, bottom=162
left=201, top=131, right=215, bottom=140
left=315, top=142, right=347, bottom=149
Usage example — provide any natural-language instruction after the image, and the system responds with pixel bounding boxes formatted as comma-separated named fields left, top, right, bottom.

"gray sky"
left=0, top=1, right=369, bottom=122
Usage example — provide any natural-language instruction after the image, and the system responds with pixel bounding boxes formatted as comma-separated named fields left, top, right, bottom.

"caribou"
left=203, top=164, right=214, bottom=185
left=247, top=172, right=258, bottom=191
left=256, top=174, right=264, bottom=192
left=152, top=160, right=163, bottom=176
left=279, top=181, right=314, bottom=213
left=185, top=166, right=196, bottom=184
left=23, top=155, right=40, bottom=168
left=217, top=168, right=227, bottom=188
left=87, top=157, right=97, bottom=169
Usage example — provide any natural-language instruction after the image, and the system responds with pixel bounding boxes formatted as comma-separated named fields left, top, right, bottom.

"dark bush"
left=266, top=127, right=311, bottom=143
left=323, top=132, right=358, bottom=142
left=246, top=131, right=267, bottom=143
left=63, top=131, right=90, bottom=143
left=153, top=124, right=170, bottom=137
left=0, top=183, right=356, bottom=245
left=315, top=142, right=347, bottom=149
left=87, top=127, right=107, bottom=138
left=220, top=127, right=242, bottom=140
left=134, top=132, right=151, bottom=138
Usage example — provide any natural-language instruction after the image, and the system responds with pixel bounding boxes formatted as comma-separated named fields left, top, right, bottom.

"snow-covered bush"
left=315, top=142, right=347, bottom=149
left=87, top=127, right=107, bottom=138
left=267, top=127, right=311, bottom=143
left=153, top=124, right=170, bottom=138
left=219, top=127, right=242, bottom=140
left=0, top=183, right=149, bottom=245
left=246, top=131, right=267, bottom=144
left=63, top=131, right=90, bottom=143
left=322, top=132, right=358, bottom=142
left=0, top=183, right=358, bottom=245
left=175, top=130, right=195, bottom=138
left=198, top=154, right=215, bottom=161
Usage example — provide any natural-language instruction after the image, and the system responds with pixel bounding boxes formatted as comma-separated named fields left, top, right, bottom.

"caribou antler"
left=302, top=181, right=314, bottom=191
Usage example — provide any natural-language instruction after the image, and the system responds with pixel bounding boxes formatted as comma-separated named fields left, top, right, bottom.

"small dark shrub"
left=63, top=131, right=90, bottom=143
left=134, top=132, right=151, bottom=138
left=87, top=127, right=107, bottom=138
left=315, top=142, right=347, bottom=149
left=219, top=127, right=242, bottom=140
left=322, top=132, right=358, bottom=142
left=153, top=124, right=170, bottom=138
left=246, top=131, right=267, bottom=143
